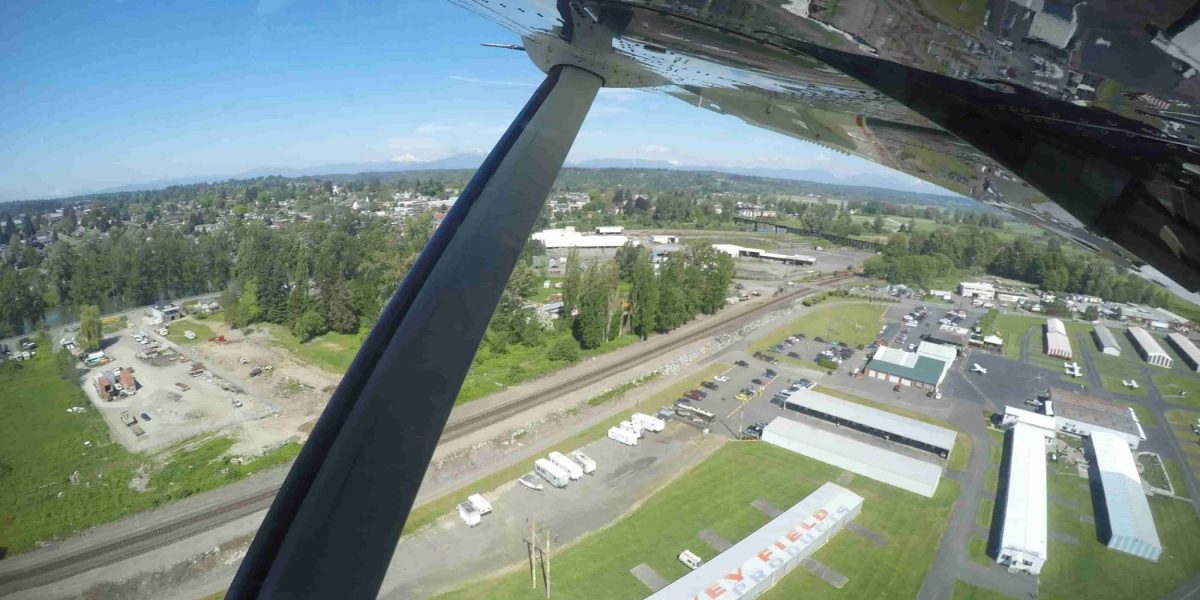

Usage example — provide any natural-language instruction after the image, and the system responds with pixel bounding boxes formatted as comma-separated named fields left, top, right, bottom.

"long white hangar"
left=777, top=389, right=957, bottom=458
left=645, top=483, right=863, bottom=600
left=762, top=417, right=945, bottom=498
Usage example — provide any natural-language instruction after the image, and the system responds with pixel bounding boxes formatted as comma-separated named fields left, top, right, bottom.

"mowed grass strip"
left=433, top=442, right=959, bottom=600
left=402, top=363, right=732, bottom=537
left=750, top=303, right=887, bottom=356
left=165, top=317, right=217, bottom=345
left=0, top=351, right=299, bottom=553
left=1040, top=464, right=1200, bottom=600
left=1155, top=373, right=1200, bottom=409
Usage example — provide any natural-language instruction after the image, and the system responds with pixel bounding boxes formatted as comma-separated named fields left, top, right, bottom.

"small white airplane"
left=971, top=363, right=987, bottom=374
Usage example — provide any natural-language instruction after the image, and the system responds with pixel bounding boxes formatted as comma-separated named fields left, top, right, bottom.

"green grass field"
left=750, top=303, right=887, bottom=356
left=164, top=318, right=217, bottom=345
left=1155, top=373, right=1200, bottom=409
left=1165, top=410, right=1200, bottom=485
left=1087, top=334, right=1149, bottom=397
left=265, top=321, right=640, bottom=406
left=988, top=313, right=1040, bottom=359
left=401, top=363, right=732, bottom=537
left=0, top=351, right=299, bottom=554
left=966, top=535, right=992, bottom=566
left=1040, top=462, right=1200, bottom=600
left=975, top=498, right=994, bottom=529
left=953, top=580, right=1013, bottom=600
left=433, top=441, right=959, bottom=600
left=1162, top=457, right=1190, bottom=499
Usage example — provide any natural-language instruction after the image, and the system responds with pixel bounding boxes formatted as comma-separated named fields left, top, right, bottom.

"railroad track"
left=0, top=273, right=855, bottom=594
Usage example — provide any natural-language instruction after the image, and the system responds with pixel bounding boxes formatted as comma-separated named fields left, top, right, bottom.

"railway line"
left=0, top=273, right=855, bottom=595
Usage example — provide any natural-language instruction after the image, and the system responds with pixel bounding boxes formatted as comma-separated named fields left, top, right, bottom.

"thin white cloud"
left=414, top=123, right=451, bottom=135
left=638, top=144, right=673, bottom=154
left=448, top=75, right=538, bottom=87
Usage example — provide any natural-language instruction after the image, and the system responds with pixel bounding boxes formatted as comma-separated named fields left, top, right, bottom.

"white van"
left=631, top=412, right=665, bottom=433
left=679, top=549, right=704, bottom=570
left=467, top=493, right=493, bottom=515
left=548, top=451, right=583, bottom=480
left=569, top=450, right=597, bottom=474
left=534, top=458, right=570, bottom=488
left=608, top=426, right=638, bottom=446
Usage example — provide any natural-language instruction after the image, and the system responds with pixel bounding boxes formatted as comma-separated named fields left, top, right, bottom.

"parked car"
left=140, top=412, right=151, bottom=422
left=751, top=378, right=764, bottom=385
left=787, top=352, right=801, bottom=358
left=684, top=390, right=703, bottom=401
left=714, top=375, right=731, bottom=382
left=893, top=384, right=903, bottom=392
left=764, top=369, right=777, bottom=377
left=735, top=360, right=749, bottom=367
left=743, top=424, right=765, bottom=439
left=701, top=381, right=719, bottom=390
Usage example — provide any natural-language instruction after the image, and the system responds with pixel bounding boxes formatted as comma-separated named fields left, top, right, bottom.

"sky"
left=0, top=0, right=932, bottom=201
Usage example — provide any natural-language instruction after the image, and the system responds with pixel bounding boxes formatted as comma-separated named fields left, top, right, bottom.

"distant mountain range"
left=89, top=152, right=957, bottom=198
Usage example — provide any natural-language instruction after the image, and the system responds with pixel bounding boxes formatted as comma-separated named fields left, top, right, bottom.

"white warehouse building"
left=1127, top=326, right=1173, bottom=368
left=958, top=281, right=995, bottom=300
left=1044, top=318, right=1073, bottom=359
left=1090, top=431, right=1163, bottom=561
left=532, top=226, right=630, bottom=249
left=1167, top=332, right=1200, bottom=373
left=997, top=421, right=1054, bottom=575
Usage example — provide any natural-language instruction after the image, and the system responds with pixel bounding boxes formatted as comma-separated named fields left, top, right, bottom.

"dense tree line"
left=862, top=226, right=1170, bottom=306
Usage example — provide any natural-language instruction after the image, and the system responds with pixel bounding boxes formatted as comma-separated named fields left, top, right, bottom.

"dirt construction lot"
left=80, top=318, right=340, bottom=456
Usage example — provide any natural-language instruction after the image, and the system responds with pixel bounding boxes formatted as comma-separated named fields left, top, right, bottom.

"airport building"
left=1044, top=318, right=1073, bottom=359
left=1092, top=325, right=1121, bottom=356
left=1050, top=389, right=1146, bottom=449
left=711, top=243, right=815, bottom=265
left=778, top=389, right=957, bottom=458
left=1167, top=332, right=1200, bottom=373
left=532, top=226, right=630, bottom=249
left=762, top=417, right=943, bottom=497
left=996, top=421, right=1054, bottom=576
left=863, top=342, right=954, bottom=391
left=1089, top=431, right=1162, bottom=561
left=1127, top=326, right=1173, bottom=368
left=646, top=482, right=863, bottom=600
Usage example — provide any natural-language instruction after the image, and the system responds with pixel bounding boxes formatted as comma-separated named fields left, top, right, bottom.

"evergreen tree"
left=630, top=249, right=659, bottom=339
left=79, top=304, right=103, bottom=352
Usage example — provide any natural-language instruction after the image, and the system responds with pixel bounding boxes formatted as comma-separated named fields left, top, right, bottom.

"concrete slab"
left=698, top=529, right=732, bottom=552
left=752, top=498, right=783, bottom=518
left=631, top=564, right=669, bottom=592
left=847, top=522, right=887, bottom=546
left=801, top=557, right=848, bottom=588
left=1049, top=530, right=1079, bottom=545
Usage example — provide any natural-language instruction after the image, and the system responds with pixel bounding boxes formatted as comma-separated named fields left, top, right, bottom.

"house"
left=196, top=300, right=222, bottom=314
left=150, top=304, right=182, bottom=323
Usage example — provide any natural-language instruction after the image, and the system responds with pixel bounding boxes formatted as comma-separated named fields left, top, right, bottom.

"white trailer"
left=608, top=426, right=639, bottom=446
left=467, top=493, right=493, bottom=515
left=569, top=450, right=597, bottom=474
left=534, top=458, right=570, bottom=488
left=619, top=420, right=645, bottom=438
left=548, top=451, right=583, bottom=480
left=457, top=502, right=482, bottom=527
left=631, top=412, right=665, bottom=433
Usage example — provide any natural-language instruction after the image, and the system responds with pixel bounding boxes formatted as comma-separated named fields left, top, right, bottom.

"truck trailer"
left=608, top=426, right=639, bottom=446
left=548, top=451, right=583, bottom=480
left=534, top=458, right=571, bottom=488
left=631, top=412, right=666, bottom=432
left=619, top=420, right=645, bottom=438
left=569, top=450, right=597, bottom=474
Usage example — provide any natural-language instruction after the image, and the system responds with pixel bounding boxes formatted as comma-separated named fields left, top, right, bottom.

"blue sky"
left=0, top=0, right=930, bottom=201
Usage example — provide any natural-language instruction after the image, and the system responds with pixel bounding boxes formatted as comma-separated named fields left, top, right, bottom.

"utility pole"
left=529, top=519, right=537, bottom=590
left=545, top=528, right=552, bottom=598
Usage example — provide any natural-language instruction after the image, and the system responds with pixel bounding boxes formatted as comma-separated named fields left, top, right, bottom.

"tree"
left=79, top=304, right=102, bottom=352
left=319, top=277, right=359, bottom=334
left=292, top=306, right=327, bottom=342
left=629, top=249, right=659, bottom=339
left=562, top=248, right=581, bottom=318
left=547, top=335, right=580, bottom=362
left=872, top=215, right=886, bottom=234
left=1083, top=305, right=1100, bottom=322
left=238, top=281, right=261, bottom=325
left=614, top=242, right=639, bottom=281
